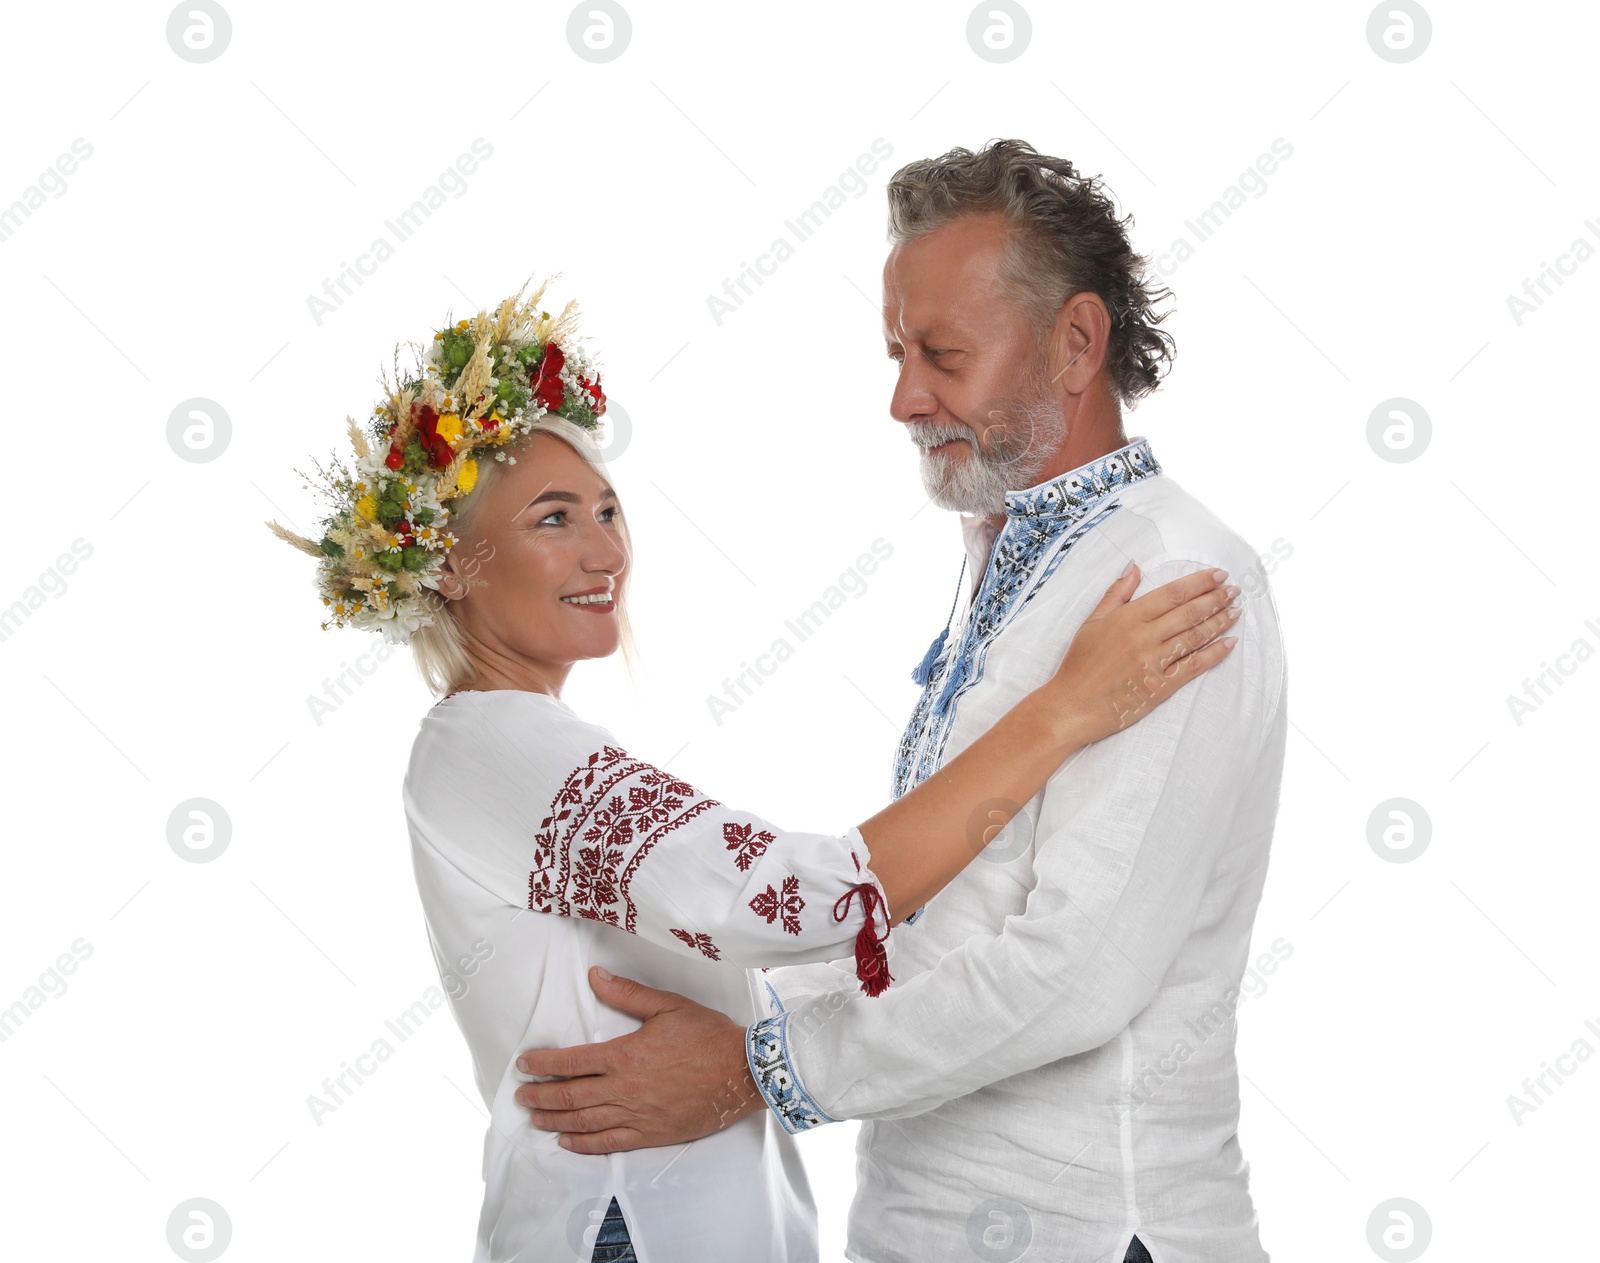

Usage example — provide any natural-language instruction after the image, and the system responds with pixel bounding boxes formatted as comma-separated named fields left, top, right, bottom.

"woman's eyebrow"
left=525, top=487, right=617, bottom=508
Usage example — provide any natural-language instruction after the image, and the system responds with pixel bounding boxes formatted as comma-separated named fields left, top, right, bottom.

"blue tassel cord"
left=909, top=555, right=967, bottom=686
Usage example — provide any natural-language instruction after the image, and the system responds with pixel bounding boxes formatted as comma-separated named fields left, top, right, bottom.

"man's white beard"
left=910, top=372, right=1068, bottom=514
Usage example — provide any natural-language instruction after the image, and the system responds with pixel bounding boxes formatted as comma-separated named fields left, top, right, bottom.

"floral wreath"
left=267, top=277, right=608, bottom=644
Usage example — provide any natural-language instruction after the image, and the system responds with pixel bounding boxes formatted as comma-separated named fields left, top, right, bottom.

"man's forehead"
left=881, top=223, right=1009, bottom=340
left=881, top=281, right=975, bottom=342
left=882, top=308, right=964, bottom=343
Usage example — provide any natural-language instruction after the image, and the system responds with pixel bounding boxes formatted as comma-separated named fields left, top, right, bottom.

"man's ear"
left=1047, top=291, right=1112, bottom=392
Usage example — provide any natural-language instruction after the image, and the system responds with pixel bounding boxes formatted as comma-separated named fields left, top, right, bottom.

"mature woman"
left=269, top=283, right=1238, bottom=1263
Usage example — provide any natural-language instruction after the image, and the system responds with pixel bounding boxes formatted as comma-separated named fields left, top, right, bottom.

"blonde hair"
left=407, top=415, right=637, bottom=696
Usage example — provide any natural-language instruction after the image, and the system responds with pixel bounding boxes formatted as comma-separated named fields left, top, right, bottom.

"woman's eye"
left=538, top=507, right=618, bottom=525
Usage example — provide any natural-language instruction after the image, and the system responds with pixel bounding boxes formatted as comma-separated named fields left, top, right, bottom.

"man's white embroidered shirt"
left=751, top=436, right=1289, bottom=1263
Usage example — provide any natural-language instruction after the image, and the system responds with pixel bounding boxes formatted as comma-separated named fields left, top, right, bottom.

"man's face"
left=883, top=210, right=1067, bottom=514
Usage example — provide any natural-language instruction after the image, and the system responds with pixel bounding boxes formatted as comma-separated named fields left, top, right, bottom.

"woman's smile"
left=560, top=586, right=616, bottom=612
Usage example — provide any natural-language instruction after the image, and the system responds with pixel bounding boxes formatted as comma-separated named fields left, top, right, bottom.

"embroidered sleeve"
left=746, top=1011, right=837, bottom=1133
left=529, top=744, right=892, bottom=994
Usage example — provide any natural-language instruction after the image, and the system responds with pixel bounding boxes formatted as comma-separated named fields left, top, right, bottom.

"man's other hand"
left=513, top=966, right=761, bottom=1153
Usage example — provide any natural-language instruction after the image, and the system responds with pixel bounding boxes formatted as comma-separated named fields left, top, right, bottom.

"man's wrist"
left=711, top=1021, right=763, bottom=1130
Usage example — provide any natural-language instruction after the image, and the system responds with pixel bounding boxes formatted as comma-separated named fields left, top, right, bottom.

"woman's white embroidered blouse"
left=401, top=687, right=887, bottom=1262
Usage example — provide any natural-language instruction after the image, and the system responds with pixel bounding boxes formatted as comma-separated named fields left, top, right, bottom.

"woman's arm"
left=857, top=561, right=1239, bottom=923
left=489, top=560, right=1235, bottom=995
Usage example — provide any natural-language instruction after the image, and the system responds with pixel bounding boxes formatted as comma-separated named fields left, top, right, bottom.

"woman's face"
left=439, top=433, right=627, bottom=683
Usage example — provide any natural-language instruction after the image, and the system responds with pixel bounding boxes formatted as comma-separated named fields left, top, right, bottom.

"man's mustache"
left=908, top=421, right=978, bottom=453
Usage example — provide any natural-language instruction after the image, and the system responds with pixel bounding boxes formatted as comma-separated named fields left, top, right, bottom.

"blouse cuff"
left=746, top=1011, right=837, bottom=1134
left=839, top=826, right=895, bottom=996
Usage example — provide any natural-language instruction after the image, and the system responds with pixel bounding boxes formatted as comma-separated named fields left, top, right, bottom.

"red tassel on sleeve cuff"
left=834, top=882, right=894, bottom=997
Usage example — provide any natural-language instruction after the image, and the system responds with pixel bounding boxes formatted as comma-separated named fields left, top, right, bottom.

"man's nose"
left=889, top=362, right=939, bottom=425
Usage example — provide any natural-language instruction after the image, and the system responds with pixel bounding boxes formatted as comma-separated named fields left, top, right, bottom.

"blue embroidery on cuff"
left=746, top=1012, right=835, bottom=1134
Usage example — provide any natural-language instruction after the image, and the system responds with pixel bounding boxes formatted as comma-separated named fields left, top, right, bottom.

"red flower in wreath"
left=412, top=403, right=454, bottom=470
left=532, top=341, right=566, bottom=412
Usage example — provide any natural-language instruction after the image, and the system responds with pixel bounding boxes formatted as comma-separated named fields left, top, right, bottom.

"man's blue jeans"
left=586, top=1198, right=1154, bottom=1261
left=589, top=1197, right=636, bottom=1263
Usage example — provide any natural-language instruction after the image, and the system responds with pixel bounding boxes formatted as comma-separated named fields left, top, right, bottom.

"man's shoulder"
left=1106, top=473, right=1265, bottom=575
left=1112, top=474, right=1288, bottom=696
left=1043, top=472, right=1287, bottom=686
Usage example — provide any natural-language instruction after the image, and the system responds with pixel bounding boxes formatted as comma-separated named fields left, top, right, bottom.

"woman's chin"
left=572, top=632, right=623, bottom=662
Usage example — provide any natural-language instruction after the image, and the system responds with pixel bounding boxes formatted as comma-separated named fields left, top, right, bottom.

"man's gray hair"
left=886, top=138, right=1176, bottom=405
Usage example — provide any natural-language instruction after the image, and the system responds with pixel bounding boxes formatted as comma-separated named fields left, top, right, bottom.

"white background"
left=1, top=1, right=1594, bottom=1259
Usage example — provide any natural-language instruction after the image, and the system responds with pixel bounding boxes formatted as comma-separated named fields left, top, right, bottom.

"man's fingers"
left=527, top=1103, right=634, bottom=1135
left=556, top=1127, right=647, bottom=1156
left=588, top=966, right=684, bottom=1021
left=516, top=1039, right=618, bottom=1078
left=515, top=1073, right=615, bottom=1113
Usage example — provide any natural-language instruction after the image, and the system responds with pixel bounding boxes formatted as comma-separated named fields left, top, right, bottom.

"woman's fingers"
left=1083, top=561, right=1141, bottom=623
left=1165, top=633, right=1238, bottom=682
left=1129, top=566, right=1230, bottom=622
left=1111, top=632, right=1239, bottom=729
left=1153, top=595, right=1242, bottom=672
left=1150, top=580, right=1239, bottom=644
left=1049, top=560, right=1242, bottom=743
left=1161, top=604, right=1241, bottom=669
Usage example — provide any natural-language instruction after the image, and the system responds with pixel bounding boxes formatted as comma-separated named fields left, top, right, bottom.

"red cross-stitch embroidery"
left=669, top=928, right=722, bottom=961
left=749, top=874, right=805, bottom=936
left=531, top=745, right=722, bottom=934
left=724, top=821, right=775, bottom=872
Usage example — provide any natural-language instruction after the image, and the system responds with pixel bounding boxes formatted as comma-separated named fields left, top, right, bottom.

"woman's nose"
left=584, top=521, right=626, bottom=573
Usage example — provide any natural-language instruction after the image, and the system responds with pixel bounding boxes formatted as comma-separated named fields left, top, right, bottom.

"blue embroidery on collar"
left=892, top=438, right=1163, bottom=807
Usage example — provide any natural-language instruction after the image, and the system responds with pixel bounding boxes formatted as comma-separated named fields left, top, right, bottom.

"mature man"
left=519, top=139, right=1288, bottom=1262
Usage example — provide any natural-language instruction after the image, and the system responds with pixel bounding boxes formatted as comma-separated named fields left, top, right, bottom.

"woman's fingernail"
left=1120, top=560, right=1136, bottom=578
left=594, top=965, right=613, bottom=981
left=1223, top=584, right=1240, bottom=601
left=1211, top=568, right=1229, bottom=583
left=516, top=1056, right=529, bottom=1073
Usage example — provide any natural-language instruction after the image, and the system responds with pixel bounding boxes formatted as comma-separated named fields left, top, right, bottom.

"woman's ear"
left=434, top=550, right=468, bottom=601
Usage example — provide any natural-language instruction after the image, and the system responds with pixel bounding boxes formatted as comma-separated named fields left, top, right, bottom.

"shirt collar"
left=1003, top=435, right=1161, bottom=519
left=956, top=436, right=1162, bottom=595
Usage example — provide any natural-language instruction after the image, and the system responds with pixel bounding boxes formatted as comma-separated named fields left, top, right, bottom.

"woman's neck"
left=463, top=647, right=571, bottom=698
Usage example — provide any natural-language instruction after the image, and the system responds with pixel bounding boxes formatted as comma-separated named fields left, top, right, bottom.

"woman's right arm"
left=856, top=561, right=1239, bottom=924
left=450, top=562, right=1237, bottom=995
